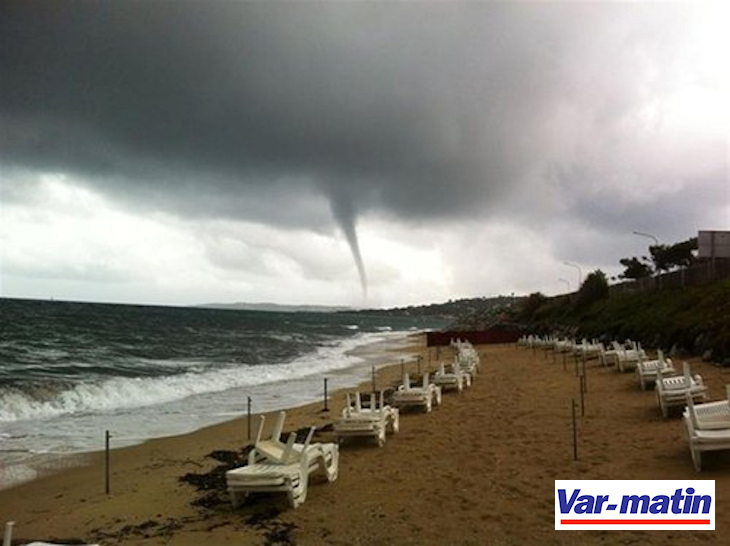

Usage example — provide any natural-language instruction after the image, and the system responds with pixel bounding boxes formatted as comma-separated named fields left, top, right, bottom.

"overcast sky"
left=1, top=1, right=728, bottom=308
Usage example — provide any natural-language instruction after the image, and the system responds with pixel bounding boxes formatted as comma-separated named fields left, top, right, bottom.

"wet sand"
left=2, top=338, right=730, bottom=545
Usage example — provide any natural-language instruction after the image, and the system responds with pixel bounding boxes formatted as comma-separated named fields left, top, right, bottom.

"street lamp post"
left=632, top=231, right=659, bottom=246
left=563, top=261, right=582, bottom=288
left=632, top=230, right=661, bottom=288
left=558, top=277, right=571, bottom=293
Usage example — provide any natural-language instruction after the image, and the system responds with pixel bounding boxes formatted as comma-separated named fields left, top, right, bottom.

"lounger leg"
left=229, top=490, right=247, bottom=509
left=4, top=521, right=14, bottom=546
left=327, top=448, right=339, bottom=482
left=391, top=410, right=400, bottom=434
left=691, top=446, right=702, bottom=472
left=287, top=474, right=307, bottom=508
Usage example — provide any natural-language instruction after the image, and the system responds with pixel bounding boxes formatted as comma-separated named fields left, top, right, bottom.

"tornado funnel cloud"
left=330, top=198, right=368, bottom=300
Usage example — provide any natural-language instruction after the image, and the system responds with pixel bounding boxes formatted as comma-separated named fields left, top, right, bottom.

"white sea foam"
left=0, top=331, right=398, bottom=423
left=0, top=330, right=416, bottom=490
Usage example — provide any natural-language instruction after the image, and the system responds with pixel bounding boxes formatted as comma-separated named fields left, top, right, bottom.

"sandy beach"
left=3, top=337, right=730, bottom=545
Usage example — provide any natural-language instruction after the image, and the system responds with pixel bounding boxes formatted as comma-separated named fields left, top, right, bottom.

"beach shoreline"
left=0, top=330, right=421, bottom=493
left=4, top=339, right=730, bottom=545
left=0, top=332, right=427, bottom=543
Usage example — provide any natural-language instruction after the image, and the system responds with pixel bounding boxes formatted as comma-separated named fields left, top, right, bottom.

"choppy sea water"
left=0, top=298, right=447, bottom=489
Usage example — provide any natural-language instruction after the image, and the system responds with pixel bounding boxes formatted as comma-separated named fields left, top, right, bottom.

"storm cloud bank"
left=1, top=1, right=728, bottom=298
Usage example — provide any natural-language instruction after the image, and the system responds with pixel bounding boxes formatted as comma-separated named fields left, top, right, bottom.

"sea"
left=0, top=298, right=448, bottom=490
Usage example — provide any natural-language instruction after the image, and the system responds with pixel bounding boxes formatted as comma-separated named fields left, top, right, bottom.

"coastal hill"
left=195, top=302, right=352, bottom=313
left=197, top=296, right=521, bottom=320
left=454, top=276, right=730, bottom=364
left=346, top=295, right=521, bottom=321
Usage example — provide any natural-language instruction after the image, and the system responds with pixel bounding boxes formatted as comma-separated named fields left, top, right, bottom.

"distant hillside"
left=195, top=302, right=352, bottom=313
left=348, top=295, right=522, bottom=321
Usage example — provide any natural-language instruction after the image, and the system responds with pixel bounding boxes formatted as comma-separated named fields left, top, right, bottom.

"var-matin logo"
left=555, top=480, right=715, bottom=530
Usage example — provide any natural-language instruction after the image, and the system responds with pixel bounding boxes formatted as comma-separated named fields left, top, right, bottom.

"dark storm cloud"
left=0, top=2, right=588, bottom=215
left=1, top=1, right=725, bottom=257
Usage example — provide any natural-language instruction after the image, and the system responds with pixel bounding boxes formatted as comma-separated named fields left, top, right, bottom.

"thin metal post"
left=105, top=430, right=111, bottom=495
left=371, top=365, right=376, bottom=392
left=323, top=378, right=329, bottom=412
left=572, top=400, right=578, bottom=461
left=247, top=396, right=252, bottom=440
left=417, top=355, right=422, bottom=376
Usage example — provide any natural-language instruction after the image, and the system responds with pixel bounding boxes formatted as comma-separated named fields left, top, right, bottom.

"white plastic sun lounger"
left=226, top=413, right=338, bottom=508
left=334, top=391, right=399, bottom=447
left=636, top=350, right=675, bottom=391
left=683, top=389, right=730, bottom=471
left=655, top=362, right=708, bottom=418
left=432, top=362, right=471, bottom=393
left=452, top=339, right=480, bottom=375
left=599, top=343, right=620, bottom=368
left=612, top=341, right=646, bottom=373
left=392, top=373, right=442, bottom=413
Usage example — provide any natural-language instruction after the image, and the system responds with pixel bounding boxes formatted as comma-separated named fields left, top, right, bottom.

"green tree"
left=575, top=270, right=609, bottom=308
left=619, top=257, right=653, bottom=279
left=649, top=237, right=698, bottom=272
left=517, top=292, right=548, bottom=322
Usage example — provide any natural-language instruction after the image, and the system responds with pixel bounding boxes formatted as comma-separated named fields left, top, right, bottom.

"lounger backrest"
left=354, top=392, right=363, bottom=413
left=422, top=372, right=430, bottom=388
left=254, top=415, right=266, bottom=444
left=305, top=426, right=315, bottom=445
left=273, top=411, right=286, bottom=442
left=279, top=432, right=299, bottom=464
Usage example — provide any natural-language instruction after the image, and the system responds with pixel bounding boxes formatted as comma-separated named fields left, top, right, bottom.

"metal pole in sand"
left=247, top=396, right=252, bottom=440
left=572, top=400, right=578, bottom=461
left=400, top=359, right=405, bottom=380
left=371, top=364, right=376, bottom=392
left=417, top=355, right=422, bottom=376
left=582, top=360, right=588, bottom=393
left=323, top=378, right=329, bottom=412
left=105, top=430, right=111, bottom=495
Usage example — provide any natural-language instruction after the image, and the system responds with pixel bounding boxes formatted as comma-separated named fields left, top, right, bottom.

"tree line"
left=618, top=237, right=698, bottom=280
